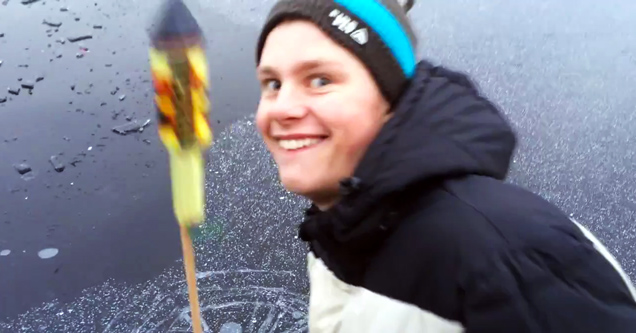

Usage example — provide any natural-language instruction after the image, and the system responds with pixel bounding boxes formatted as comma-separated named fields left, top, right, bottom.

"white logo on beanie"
left=328, top=9, right=368, bottom=45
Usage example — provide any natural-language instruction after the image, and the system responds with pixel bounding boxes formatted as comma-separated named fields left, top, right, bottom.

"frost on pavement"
left=0, top=116, right=310, bottom=332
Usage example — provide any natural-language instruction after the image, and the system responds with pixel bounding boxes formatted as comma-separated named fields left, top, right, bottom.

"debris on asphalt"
left=14, top=163, right=32, bottom=175
left=105, top=64, right=112, bottom=67
left=69, top=153, right=85, bottom=167
left=112, top=119, right=151, bottom=135
left=93, top=25, right=103, bottom=29
left=43, top=20, right=62, bottom=28
left=0, top=97, right=7, bottom=103
left=0, top=60, right=3, bottom=67
left=21, top=0, right=40, bottom=4
left=0, top=33, right=4, bottom=38
left=118, top=94, right=126, bottom=101
left=110, top=87, right=119, bottom=95
left=36, top=76, right=44, bottom=82
left=49, top=155, right=65, bottom=172
left=74, top=17, right=80, bottom=22
left=142, top=139, right=152, bottom=145
left=60, top=7, right=68, bottom=12
left=111, top=109, right=123, bottom=120
left=55, top=38, right=66, bottom=44
left=76, top=53, right=84, bottom=59
left=70, top=85, right=75, bottom=91
left=8, top=87, right=20, bottom=95
left=21, top=81, right=34, bottom=89
left=18, top=64, right=29, bottom=68
left=67, top=35, right=92, bottom=43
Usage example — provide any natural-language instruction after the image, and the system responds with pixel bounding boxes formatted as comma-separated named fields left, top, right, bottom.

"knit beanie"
left=256, top=0, right=418, bottom=105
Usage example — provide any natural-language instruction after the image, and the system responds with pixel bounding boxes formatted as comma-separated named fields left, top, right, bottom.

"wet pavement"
left=0, top=0, right=635, bottom=331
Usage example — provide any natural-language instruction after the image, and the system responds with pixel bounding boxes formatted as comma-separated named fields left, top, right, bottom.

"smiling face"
left=256, top=20, right=390, bottom=209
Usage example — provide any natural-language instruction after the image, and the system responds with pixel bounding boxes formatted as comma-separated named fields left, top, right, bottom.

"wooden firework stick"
left=181, top=225, right=203, bottom=333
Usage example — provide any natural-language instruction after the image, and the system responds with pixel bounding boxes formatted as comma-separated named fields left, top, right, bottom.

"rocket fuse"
left=150, top=0, right=213, bottom=228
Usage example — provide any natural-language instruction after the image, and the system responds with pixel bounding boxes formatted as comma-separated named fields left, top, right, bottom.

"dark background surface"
left=1, top=0, right=634, bottom=331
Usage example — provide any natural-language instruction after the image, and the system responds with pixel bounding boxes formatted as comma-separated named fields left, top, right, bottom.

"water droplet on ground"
left=21, top=81, right=34, bottom=89
left=43, top=20, right=62, bottom=28
left=0, top=250, right=10, bottom=256
left=49, top=155, right=65, bottom=172
left=67, top=35, right=92, bottom=43
left=37, top=248, right=59, bottom=259
left=21, top=171, right=37, bottom=181
left=14, top=163, right=31, bottom=175
left=112, top=119, right=151, bottom=135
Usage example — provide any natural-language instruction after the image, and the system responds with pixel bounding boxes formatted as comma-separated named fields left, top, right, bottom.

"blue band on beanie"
left=334, top=0, right=416, bottom=78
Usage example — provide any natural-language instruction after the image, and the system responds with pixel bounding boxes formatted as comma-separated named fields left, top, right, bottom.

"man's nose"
left=269, top=84, right=309, bottom=121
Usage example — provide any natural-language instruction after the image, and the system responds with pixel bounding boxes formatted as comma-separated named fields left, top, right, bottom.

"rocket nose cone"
left=150, top=0, right=202, bottom=42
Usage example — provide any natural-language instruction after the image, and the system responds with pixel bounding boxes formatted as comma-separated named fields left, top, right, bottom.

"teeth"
left=278, top=138, right=322, bottom=150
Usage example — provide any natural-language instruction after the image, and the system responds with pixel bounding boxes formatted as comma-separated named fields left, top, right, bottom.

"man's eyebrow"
left=256, top=66, right=277, bottom=77
left=257, top=59, right=339, bottom=77
left=294, top=60, right=338, bottom=72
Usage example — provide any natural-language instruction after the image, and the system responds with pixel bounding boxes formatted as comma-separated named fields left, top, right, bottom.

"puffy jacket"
left=298, top=60, right=636, bottom=332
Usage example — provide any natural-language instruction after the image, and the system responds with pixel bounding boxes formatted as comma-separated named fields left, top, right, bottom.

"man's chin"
left=280, top=179, right=340, bottom=209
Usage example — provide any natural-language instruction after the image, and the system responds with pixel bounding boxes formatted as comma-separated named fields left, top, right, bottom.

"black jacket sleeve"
left=462, top=246, right=636, bottom=333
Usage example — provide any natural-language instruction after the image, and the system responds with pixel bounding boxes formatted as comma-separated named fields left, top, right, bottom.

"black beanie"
left=256, top=0, right=418, bottom=105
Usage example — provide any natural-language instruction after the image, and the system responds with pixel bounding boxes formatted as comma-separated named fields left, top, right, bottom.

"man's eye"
left=263, top=79, right=281, bottom=91
left=310, top=77, right=331, bottom=88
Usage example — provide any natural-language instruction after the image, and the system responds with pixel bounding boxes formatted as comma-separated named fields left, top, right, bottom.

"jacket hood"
left=299, top=60, right=517, bottom=261
left=354, top=60, right=517, bottom=198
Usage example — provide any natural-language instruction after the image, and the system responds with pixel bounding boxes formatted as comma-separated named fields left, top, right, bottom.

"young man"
left=254, top=0, right=636, bottom=331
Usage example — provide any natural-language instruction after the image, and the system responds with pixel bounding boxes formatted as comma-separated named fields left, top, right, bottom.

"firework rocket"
left=149, top=1, right=211, bottom=331
left=150, top=0, right=213, bottom=228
